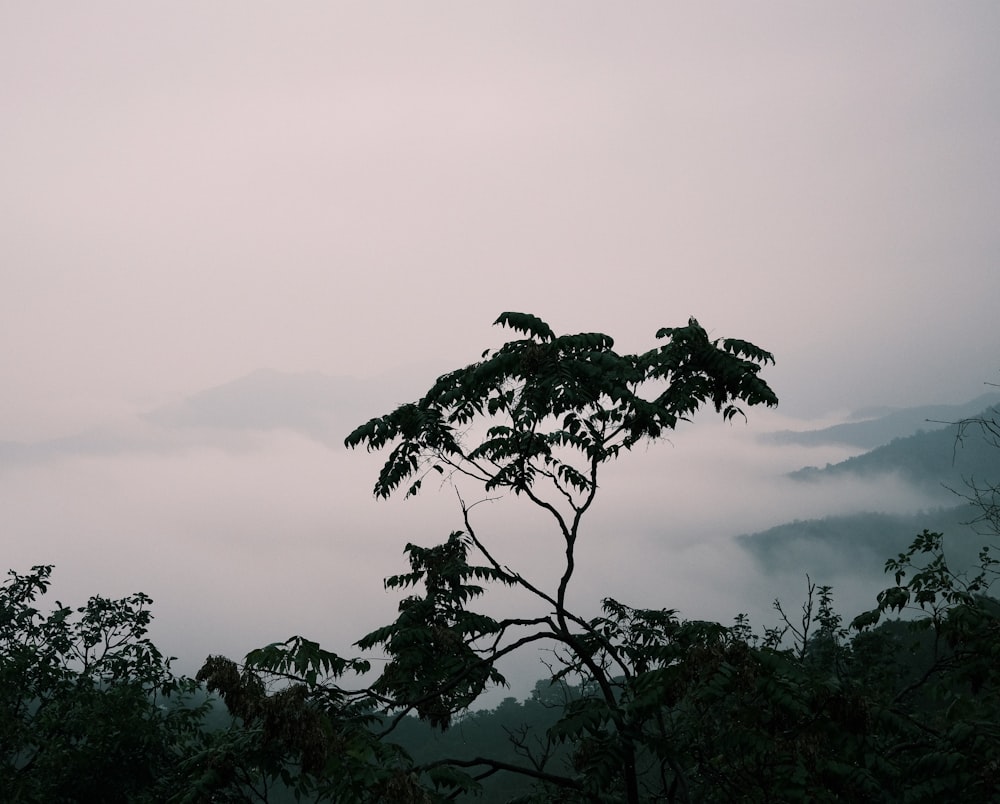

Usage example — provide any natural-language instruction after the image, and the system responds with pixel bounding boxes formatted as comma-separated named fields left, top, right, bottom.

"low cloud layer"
left=3, top=371, right=969, bottom=702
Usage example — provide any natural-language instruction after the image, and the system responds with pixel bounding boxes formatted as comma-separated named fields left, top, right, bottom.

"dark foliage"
left=0, top=566, right=207, bottom=803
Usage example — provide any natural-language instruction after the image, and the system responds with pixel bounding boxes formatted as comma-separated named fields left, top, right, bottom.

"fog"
left=3, top=4, right=1000, bottom=703
left=1, top=380, right=957, bottom=703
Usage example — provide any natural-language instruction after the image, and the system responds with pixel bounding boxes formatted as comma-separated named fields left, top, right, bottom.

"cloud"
left=2, top=376, right=988, bottom=708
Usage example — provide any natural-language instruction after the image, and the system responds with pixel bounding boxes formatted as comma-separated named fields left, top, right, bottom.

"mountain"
left=143, top=365, right=448, bottom=444
left=144, top=369, right=353, bottom=445
left=740, top=400, right=999, bottom=575
left=762, top=392, right=1000, bottom=449
left=788, top=408, right=1000, bottom=500
left=0, top=368, right=416, bottom=466
left=738, top=504, right=988, bottom=575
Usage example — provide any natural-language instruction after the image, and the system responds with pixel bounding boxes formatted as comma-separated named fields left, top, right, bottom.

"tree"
left=0, top=565, right=207, bottom=802
left=209, top=314, right=1000, bottom=801
left=342, top=312, right=778, bottom=801
left=193, top=642, right=424, bottom=803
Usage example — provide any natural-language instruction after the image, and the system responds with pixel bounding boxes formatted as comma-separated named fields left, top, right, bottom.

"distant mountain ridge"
left=0, top=368, right=412, bottom=465
left=144, top=369, right=352, bottom=444
left=763, top=392, right=1000, bottom=449
left=741, top=397, right=1000, bottom=574
left=788, top=407, right=1000, bottom=500
left=738, top=504, right=988, bottom=575
left=142, top=365, right=444, bottom=442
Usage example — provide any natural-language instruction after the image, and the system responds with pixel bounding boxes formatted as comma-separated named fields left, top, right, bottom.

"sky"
left=3, top=4, right=1000, bottom=699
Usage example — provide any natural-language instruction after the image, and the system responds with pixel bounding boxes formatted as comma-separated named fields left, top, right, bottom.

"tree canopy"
left=345, top=312, right=777, bottom=501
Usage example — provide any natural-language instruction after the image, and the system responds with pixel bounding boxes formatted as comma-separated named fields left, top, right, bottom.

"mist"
left=3, top=4, right=999, bottom=706
left=2, top=376, right=964, bottom=707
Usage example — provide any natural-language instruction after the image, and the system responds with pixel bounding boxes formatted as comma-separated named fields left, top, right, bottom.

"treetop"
left=345, top=312, right=777, bottom=500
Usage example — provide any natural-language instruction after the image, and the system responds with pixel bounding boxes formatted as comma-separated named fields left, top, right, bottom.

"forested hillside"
left=740, top=504, right=987, bottom=574
left=741, top=400, right=1000, bottom=573
left=789, top=409, right=999, bottom=496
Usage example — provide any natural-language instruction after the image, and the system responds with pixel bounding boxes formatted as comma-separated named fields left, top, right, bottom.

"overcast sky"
left=3, top=4, right=999, bottom=695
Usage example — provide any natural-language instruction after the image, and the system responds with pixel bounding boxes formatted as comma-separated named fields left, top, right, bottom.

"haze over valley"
left=4, top=365, right=996, bottom=702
